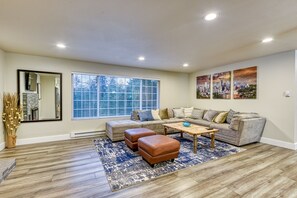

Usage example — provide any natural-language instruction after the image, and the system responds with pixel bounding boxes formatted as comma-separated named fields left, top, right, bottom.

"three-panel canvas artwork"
left=196, top=66, right=257, bottom=99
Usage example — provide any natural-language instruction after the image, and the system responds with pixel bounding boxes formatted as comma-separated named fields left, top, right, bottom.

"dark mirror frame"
left=17, top=69, right=63, bottom=123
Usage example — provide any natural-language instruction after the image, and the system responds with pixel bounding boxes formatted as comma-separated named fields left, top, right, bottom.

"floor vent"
left=70, top=130, right=105, bottom=138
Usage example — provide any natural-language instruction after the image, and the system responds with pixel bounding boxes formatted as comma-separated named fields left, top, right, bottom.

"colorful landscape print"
left=196, top=75, right=211, bottom=99
left=233, top=66, right=257, bottom=99
left=213, top=71, right=231, bottom=99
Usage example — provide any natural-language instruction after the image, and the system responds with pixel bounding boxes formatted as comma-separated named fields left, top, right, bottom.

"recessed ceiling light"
left=204, top=13, right=217, bottom=21
left=56, top=43, right=66, bottom=49
left=138, top=56, right=145, bottom=61
left=183, top=63, right=189, bottom=67
left=262, top=37, right=273, bottom=43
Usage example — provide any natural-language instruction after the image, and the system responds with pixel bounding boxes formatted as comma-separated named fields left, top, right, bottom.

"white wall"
left=190, top=51, right=296, bottom=143
left=0, top=49, right=5, bottom=149
left=4, top=52, right=189, bottom=140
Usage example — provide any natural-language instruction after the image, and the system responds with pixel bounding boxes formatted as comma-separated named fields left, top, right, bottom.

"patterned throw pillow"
left=226, top=109, right=237, bottom=124
left=159, top=108, right=169, bottom=119
left=191, top=109, right=204, bottom=119
left=151, top=109, right=161, bottom=120
left=183, top=107, right=194, bottom=117
left=203, top=110, right=218, bottom=121
left=213, top=111, right=228, bottom=123
left=173, top=108, right=185, bottom=118
left=138, top=110, right=154, bottom=121
left=130, top=110, right=140, bottom=121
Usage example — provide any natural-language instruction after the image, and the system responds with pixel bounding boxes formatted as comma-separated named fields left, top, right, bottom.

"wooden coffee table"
left=163, top=122, right=219, bottom=154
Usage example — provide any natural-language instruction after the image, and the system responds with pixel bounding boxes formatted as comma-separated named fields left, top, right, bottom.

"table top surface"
left=163, top=122, right=219, bottom=135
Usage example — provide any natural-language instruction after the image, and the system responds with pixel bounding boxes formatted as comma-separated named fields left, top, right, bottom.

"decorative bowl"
left=183, top=121, right=191, bottom=127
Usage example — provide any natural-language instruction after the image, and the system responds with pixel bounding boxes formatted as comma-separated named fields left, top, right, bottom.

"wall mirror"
left=17, top=69, right=62, bottom=122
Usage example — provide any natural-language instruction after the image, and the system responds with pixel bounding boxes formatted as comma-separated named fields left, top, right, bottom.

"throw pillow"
left=203, top=110, right=218, bottom=121
left=173, top=108, right=185, bottom=118
left=138, top=110, right=154, bottom=122
left=151, top=109, right=161, bottom=120
left=167, top=108, right=174, bottom=118
left=191, top=109, right=204, bottom=119
left=213, top=111, right=228, bottom=123
left=159, top=108, right=169, bottom=119
left=130, top=110, right=140, bottom=121
left=226, top=109, right=237, bottom=124
left=183, top=107, right=194, bottom=117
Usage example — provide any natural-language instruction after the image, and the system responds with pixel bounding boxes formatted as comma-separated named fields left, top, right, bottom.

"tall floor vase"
left=5, top=130, right=17, bottom=148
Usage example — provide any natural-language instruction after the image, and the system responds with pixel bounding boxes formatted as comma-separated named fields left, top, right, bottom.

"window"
left=72, top=73, right=159, bottom=118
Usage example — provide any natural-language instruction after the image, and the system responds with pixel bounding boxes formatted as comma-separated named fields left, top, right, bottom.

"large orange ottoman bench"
left=124, top=128, right=156, bottom=151
left=138, top=135, right=180, bottom=168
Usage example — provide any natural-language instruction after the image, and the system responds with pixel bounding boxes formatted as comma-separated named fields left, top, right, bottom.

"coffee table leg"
left=193, top=134, right=197, bottom=154
left=164, top=126, right=167, bottom=136
left=180, top=132, right=183, bottom=138
left=210, top=133, right=215, bottom=148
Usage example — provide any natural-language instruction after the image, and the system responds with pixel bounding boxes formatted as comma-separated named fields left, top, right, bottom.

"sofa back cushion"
left=203, top=110, right=218, bottom=121
left=213, top=111, right=228, bottom=123
left=191, top=109, right=204, bottom=119
left=159, top=108, right=169, bottom=119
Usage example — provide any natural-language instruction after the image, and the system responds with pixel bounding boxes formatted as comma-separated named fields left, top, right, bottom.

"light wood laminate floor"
left=0, top=136, right=297, bottom=198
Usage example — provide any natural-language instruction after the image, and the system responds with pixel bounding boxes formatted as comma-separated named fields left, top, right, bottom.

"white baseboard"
left=0, top=142, right=5, bottom=151
left=260, top=137, right=296, bottom=150
left=16, top=134, right=70, bottom=146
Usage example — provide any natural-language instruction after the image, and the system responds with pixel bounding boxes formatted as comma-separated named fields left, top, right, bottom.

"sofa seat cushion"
left=163, top=118, right=185, bottom=123
left=139, top=120, right=165, bottom=125
left=185, top=118, right=211, bottom=127
left=107, top=120, right=141, bottom=128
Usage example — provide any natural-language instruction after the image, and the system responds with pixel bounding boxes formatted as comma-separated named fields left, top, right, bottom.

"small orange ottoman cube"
left=138, top=135, right=180, bottom=168
left=124, top=128, right=156, bottom=151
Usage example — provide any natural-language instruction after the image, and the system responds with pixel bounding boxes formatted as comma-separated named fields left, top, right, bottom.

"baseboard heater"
left=70, top=130, right=105, bottom=138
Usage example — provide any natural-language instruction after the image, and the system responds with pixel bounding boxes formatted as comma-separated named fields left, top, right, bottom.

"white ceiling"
left=1, top=0, right=297, bottom=73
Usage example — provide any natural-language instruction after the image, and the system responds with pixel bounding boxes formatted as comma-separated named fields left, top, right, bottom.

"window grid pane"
left=73, top=74, right=159, bottom=118
left=73, top=74, right=98, bottom=118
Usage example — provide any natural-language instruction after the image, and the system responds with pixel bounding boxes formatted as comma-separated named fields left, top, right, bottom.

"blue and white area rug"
left=94, top=134, right=245, bottom=191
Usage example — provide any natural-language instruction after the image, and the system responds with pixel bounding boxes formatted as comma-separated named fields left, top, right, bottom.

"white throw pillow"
left=183, top=107, right=194, bottom=117
left=151, top=109, right=161, bottom=120
left=173, top=108, right=185, bottom=118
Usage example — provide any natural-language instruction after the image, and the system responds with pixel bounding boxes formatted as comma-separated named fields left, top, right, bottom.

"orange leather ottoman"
left=138, top=135, right=180, bottom=168
left=124, top=128, right=156, bottom=151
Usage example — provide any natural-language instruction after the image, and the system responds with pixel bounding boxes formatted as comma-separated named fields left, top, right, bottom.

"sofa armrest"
left=237, top=117, right=266, bottom=146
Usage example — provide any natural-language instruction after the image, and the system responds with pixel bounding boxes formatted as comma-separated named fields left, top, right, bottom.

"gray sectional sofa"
left=105, top=108, right=266, bottom=146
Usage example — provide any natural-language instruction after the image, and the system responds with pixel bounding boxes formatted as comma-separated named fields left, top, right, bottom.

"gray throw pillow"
left=226, top=109, right=237, bottom=124
left=191, top=109, right=204, bottom=119
left=138, top=110, right=154, bottom=121
left=203, top=110, right=218, bottom=121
